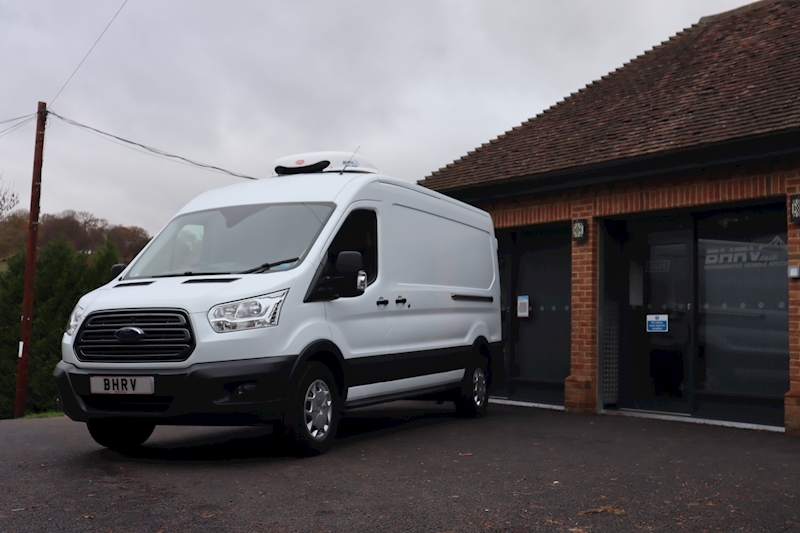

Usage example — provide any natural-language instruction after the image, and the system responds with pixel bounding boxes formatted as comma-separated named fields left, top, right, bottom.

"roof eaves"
left=424, top=125, right=800, bottom=201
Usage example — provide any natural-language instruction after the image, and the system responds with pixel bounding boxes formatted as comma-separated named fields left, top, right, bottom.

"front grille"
left=81, top=395, right=173, bottom=413
left=74, top=309, right=195, bottom=363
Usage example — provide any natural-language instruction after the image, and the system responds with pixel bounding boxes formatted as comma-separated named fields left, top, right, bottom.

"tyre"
left=455, top=355, right=489, bottom=417
left=86, top=419, right=155, bottom=451
left=283, top=362, right=340, bottom=456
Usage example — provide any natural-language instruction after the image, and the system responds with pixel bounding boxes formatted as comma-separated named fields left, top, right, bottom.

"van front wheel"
left=455, top=360, right=489, bottom=417
left=284, top=363, right=340, bottom=456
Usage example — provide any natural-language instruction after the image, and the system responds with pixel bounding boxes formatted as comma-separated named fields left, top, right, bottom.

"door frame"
left=619, top=214, right=697, bottom=414
left=495, top=222, right=572, bottom=404
left=601, top=199, right=789, bottom=424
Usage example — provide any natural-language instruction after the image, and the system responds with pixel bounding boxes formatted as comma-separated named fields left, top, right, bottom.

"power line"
left=49, top=112, right=259, bottom=180
left=74, top=123, right=239, bottom=174
left=50, top=0, right=129, bottom=107
left=0, top=113, right=36, bottom=126
left=0, top=116, right=37, bottom=140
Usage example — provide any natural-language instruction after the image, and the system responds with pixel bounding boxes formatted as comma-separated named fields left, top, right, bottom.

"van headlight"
left=66, top=304, right=85, bottom=335
left=208, top=289, right=288, bottom=333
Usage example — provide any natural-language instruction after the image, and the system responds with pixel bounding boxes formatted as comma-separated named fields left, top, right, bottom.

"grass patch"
left=22, top=411, right=64, bottom=419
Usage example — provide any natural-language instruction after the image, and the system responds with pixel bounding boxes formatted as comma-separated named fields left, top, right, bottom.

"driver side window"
left=325, top=209, right=378, bottom=285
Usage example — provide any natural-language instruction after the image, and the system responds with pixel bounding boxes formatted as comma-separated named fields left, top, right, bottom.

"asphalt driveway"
left=1, top=402, right=798, bottom=532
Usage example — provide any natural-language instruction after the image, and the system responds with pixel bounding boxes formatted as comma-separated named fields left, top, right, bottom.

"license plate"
left=90, top=376, right=154, bottom=395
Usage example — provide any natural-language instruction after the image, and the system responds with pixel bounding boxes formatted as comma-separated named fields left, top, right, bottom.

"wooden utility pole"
left=14, top=102, right=47, bottom=418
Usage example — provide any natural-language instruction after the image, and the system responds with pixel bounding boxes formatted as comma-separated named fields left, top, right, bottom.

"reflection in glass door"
left=609, top=205, right=789, bottom=425
left=621, top=218, right=694, bottom=414
left=695, top=206, right=788, bottom=425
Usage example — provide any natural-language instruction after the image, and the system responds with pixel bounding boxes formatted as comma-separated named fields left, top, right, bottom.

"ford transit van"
left=55, top=152, right=502, bottom=455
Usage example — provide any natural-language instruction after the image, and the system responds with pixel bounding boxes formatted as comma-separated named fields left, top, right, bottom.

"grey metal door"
left=511, top=227, right=572, bottom=404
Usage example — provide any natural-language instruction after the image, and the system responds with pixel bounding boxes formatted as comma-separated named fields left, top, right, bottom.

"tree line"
left=0, top=209, right=150, bottom=265
left=0, top=207, right=151, bottom=419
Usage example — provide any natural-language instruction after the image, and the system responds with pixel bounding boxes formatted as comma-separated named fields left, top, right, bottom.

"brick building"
left=421, top=0, right=800, bottom=434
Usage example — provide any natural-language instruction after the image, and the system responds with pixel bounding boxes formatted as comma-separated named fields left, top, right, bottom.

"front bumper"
left=54, top=356, right=297, bottom=426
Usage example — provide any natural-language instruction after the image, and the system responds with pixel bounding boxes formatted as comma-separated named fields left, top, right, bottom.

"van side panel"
left=389, top=204, right=495, bottom=289
left=381, top=183, right=500, bottom=360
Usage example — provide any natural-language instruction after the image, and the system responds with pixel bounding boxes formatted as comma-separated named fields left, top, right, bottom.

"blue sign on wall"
left=646, top=314, right=668, bottom=332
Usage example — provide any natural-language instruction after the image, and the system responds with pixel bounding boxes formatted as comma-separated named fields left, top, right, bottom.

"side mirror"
left=304, top=251, right=366, bottom=302
left=334, top=251, right=366, bottom=298
left=110, top=263, right=127, bottom=280
left=335, top=251, right=363, bottom=274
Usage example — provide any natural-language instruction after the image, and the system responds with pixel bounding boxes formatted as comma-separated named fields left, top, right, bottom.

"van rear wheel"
left=283, top=362, right=340, bottom=456
left=87, top=419, right=155, bottom=451
left=455, top=358, right=489, bottom=417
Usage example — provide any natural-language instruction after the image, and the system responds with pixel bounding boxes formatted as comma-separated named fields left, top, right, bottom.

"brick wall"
left=477, top=162, right=800, bottom=433
left=786, top=169, right=800, bottom=436
left=566, top=206, right=598, bottom=412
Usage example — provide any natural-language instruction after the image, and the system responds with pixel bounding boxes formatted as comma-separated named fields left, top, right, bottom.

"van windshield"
left=125, top=202, right=335, bottom=279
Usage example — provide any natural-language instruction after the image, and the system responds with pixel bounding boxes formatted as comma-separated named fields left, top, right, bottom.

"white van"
left=55, top=152, right=502, bottom=455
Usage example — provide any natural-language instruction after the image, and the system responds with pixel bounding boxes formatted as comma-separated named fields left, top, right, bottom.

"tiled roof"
left=422, top=0, right=800, bottom=192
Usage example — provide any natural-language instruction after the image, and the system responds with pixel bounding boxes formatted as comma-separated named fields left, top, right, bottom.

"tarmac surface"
left=0, top=401, right=798, bottom=532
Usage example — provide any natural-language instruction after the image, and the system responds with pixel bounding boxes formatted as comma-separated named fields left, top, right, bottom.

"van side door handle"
left=395, top=297, right=407, bottom=305
left=376, top=298, right=389, bottom=307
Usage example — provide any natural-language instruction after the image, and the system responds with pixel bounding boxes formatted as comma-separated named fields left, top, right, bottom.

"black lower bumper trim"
left=54, top=356, right=297, bottom=425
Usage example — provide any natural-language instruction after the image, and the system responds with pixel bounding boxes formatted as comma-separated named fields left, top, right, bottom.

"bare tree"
left=0, top=173, right=19, bottom=219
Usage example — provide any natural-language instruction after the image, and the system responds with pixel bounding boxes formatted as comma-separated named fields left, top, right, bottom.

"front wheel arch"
left=288, top=340, right=347, bottom=399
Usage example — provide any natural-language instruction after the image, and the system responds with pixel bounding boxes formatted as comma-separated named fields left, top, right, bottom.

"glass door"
left=621, top=217, right=694, bottom=414
left=695, top=205, right=788, bottom=425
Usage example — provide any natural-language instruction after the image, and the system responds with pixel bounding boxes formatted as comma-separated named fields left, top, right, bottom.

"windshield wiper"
left=239, top=257, right=299, bottom=274
left=150, top=271, right=233, bottom=278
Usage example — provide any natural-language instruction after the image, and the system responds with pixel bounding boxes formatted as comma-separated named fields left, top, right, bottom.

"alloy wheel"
left=303, top=379, right=333, bottom=441
left=472, top=367, right=487, bottom=408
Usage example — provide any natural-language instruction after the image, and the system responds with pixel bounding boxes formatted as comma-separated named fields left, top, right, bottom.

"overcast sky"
left=0, top=0, right=753, bottom=235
